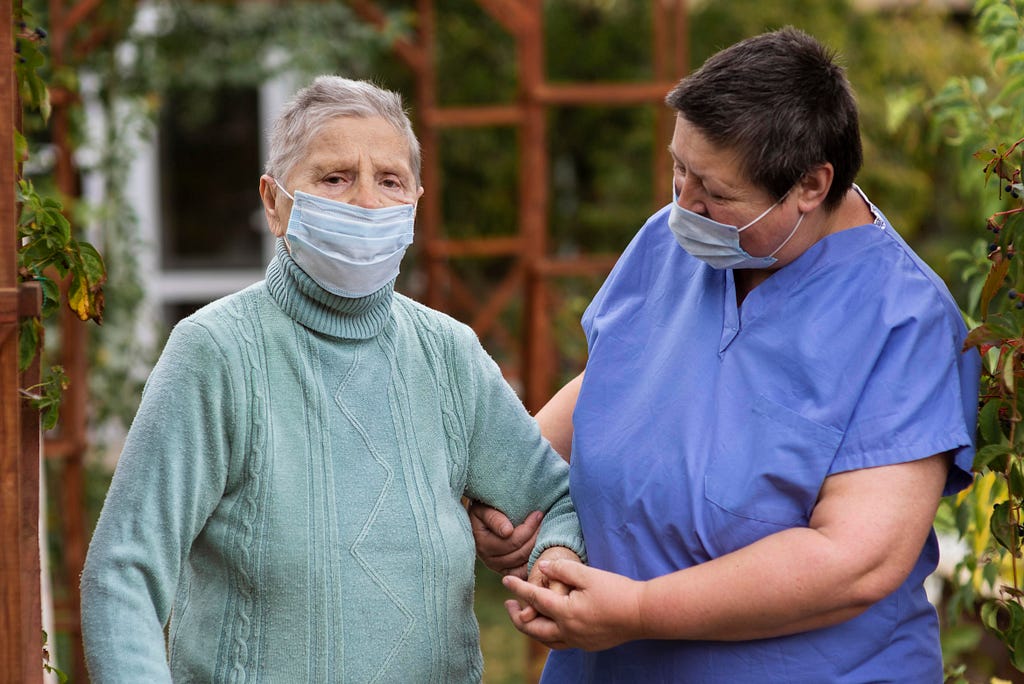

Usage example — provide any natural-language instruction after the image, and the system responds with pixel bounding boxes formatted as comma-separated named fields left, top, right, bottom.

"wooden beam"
left=535, top=81, right=679, bottom=106
left=519, top=0, right=550, bottom=414
left=470, top=264, right=523, bottom=339
left=425, top=236, right=522, bottom=258
left=346, top=0, right=425, bottom=70
left=19, top=282, right=41, bottom=684
left=473, top=0, right=535, bottom=36
left=59, top=0, right=101, bottom=34
left=535, top=254, right=619, bottom=278
left=1, top=0, right=35, bottom=678
left=425, top=105, right=523, bottom=128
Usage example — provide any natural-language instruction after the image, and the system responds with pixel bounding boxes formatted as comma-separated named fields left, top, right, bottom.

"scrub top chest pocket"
left=703, top=393, right=844, bottom=555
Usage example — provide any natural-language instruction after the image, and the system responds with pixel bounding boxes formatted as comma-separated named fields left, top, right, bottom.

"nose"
left=347, top=177, right=383, bottom=209
left=676, top=176, right=706, bottom=216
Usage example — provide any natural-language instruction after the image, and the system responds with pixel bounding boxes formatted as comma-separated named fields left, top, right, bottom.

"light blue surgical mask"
left=276, top=181, right=415, bottom=297
left=667, top=189, right=803, bottom=270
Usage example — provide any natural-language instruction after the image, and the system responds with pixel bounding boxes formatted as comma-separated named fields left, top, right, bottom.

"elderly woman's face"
left=669, top=116, right=802, bottom=261
left=272, top=115, right=422, bottom=231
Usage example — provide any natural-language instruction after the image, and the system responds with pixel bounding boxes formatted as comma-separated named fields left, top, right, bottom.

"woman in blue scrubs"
left=474, top=26, right=980, bottom=682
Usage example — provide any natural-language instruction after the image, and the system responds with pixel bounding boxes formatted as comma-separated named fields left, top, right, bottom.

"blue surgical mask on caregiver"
left=275, top=181, right=415, bottom=297
left=667, top=187, right=804, bottom=270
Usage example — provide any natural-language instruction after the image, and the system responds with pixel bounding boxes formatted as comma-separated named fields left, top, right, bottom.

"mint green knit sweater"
left=80, top=242, right=585, bottom=683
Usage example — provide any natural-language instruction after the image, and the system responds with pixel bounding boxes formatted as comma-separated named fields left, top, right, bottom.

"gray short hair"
left=265, top=75, right=421, bottom=186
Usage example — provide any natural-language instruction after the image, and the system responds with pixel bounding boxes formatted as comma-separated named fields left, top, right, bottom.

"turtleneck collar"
left=265, top=238, right=394, bottom=340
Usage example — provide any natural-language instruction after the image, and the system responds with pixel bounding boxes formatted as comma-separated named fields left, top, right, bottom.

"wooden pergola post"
left=2, top=0, right=44, bottom=681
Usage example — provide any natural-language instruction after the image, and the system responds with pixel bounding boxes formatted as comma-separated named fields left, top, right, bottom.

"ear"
left=259, top=174, right=289, bottom=237
left=416, top=185, right=425, bottom=201
left=794, top=163, right=833, bottom=215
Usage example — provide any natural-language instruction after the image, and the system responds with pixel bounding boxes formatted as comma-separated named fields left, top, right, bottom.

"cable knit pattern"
left=80, top=242, right=585, bottom=683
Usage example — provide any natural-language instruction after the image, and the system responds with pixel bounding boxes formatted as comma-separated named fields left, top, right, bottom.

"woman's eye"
left=381, top=178, right=402, bottom=190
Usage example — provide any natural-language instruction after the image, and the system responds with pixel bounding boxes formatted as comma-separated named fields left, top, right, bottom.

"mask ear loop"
left=274, top=179, right=295, bottom=201
left=767, top=212, right=804, bottom=258
left=273, top=179, right=295, bottom=250
left=736, top=190, right=789, bottom=233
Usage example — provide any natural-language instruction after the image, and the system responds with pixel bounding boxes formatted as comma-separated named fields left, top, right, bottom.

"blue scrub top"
left=543, top=192, right=980, bottom=683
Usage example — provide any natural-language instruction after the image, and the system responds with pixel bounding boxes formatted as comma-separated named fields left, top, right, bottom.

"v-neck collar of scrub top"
left=718, top=184, right=886, bottom=352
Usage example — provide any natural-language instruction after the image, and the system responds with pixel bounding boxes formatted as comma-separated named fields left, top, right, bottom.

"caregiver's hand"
left=503, top=558, right=644, bottom=651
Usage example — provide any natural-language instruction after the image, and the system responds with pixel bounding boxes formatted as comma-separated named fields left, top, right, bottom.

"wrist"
left=632, top=578, right=652, bottom=641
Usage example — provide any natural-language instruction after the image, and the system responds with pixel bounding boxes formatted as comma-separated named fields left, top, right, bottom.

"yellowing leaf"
left=1003, top=350, right=1016, bottom=393
left=981, top=255, right=1011, bottom=320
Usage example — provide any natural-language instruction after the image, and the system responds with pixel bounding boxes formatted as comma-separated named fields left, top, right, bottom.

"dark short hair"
left=665, top=26, right=862, bottom=211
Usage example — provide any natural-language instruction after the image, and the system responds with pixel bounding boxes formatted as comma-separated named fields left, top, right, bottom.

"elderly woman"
left=478, top=27, right=980, bottom=682
left=80, top=76, right=584, bottom=683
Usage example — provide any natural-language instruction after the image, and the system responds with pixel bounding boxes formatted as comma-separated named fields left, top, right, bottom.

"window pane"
left=159, top=86, right=263, bottom=269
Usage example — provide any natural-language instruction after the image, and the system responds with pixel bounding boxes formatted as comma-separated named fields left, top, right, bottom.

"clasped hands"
left=469, top=502, right=644, bottom=652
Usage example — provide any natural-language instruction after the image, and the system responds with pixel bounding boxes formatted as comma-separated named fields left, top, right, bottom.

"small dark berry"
left=1007, top=185, right=1014, bottom=192
left=992, top=148, right=998, bottom=154
left=994, top=227, right=1002, bottom=234
left=34, top=27, right=47, bottom=39
left=989, top=242, right=999, bottom=252
left=1009, top=289, right=1017, bottom=299
left=1014, top=192, right=1021, bottom=199
left=1015, top=300, right=1023, bottom=309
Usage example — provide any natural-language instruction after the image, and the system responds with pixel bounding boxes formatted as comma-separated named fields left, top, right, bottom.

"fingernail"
left=538, top=560, right=550, bottom=570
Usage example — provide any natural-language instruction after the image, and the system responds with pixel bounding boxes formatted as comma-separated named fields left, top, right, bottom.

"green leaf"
left=956, top=495, right=973, bottom=538
left=38, top=277, right=59, bottom=318
left=1003, top=350, right=1017, bottom=393
left=17, top=319, right=39, bottom=372
left=983, top=557, right=1003, bottom=589
left=991, top=501, right=1021, bottom=553
left=1013, top=461, right=1024, bottom=498
left=982, top=599, right=1007, bottom=636
left=980, top=398, right=1005, bottom=443
left=76, top=240, right=108, bottom=285
left=13, top=130, right=27, bottom=163
left=986, top=313, right=1019, bottom=341
left=1013, top=624, right=1024, bottom=672
left=974, top=443, right=1014, bottom=471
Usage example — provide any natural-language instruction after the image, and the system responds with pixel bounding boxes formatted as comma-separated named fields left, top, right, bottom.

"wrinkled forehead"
left=294, top=115, right=418, bottom=181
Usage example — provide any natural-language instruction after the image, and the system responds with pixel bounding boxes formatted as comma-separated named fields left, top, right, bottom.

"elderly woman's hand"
left=468, top=502, right=543, bottom=580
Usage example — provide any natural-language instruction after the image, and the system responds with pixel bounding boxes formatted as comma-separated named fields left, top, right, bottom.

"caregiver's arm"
left=470, top=372, right=584, bottom=577
left=503, top=452, right=949, bottom=650
left=533, top=371, right=583, bottom=461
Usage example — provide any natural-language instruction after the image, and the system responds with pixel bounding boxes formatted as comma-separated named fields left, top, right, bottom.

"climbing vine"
left=15, top=6, right=106, bottom=431
left=932, top=0, right=1024, bottom=677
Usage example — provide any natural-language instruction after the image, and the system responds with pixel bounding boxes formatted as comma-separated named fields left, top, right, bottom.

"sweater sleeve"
left=452, top=325, right=586, bottom=567
left=80, top=319, right=242, bottom=682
